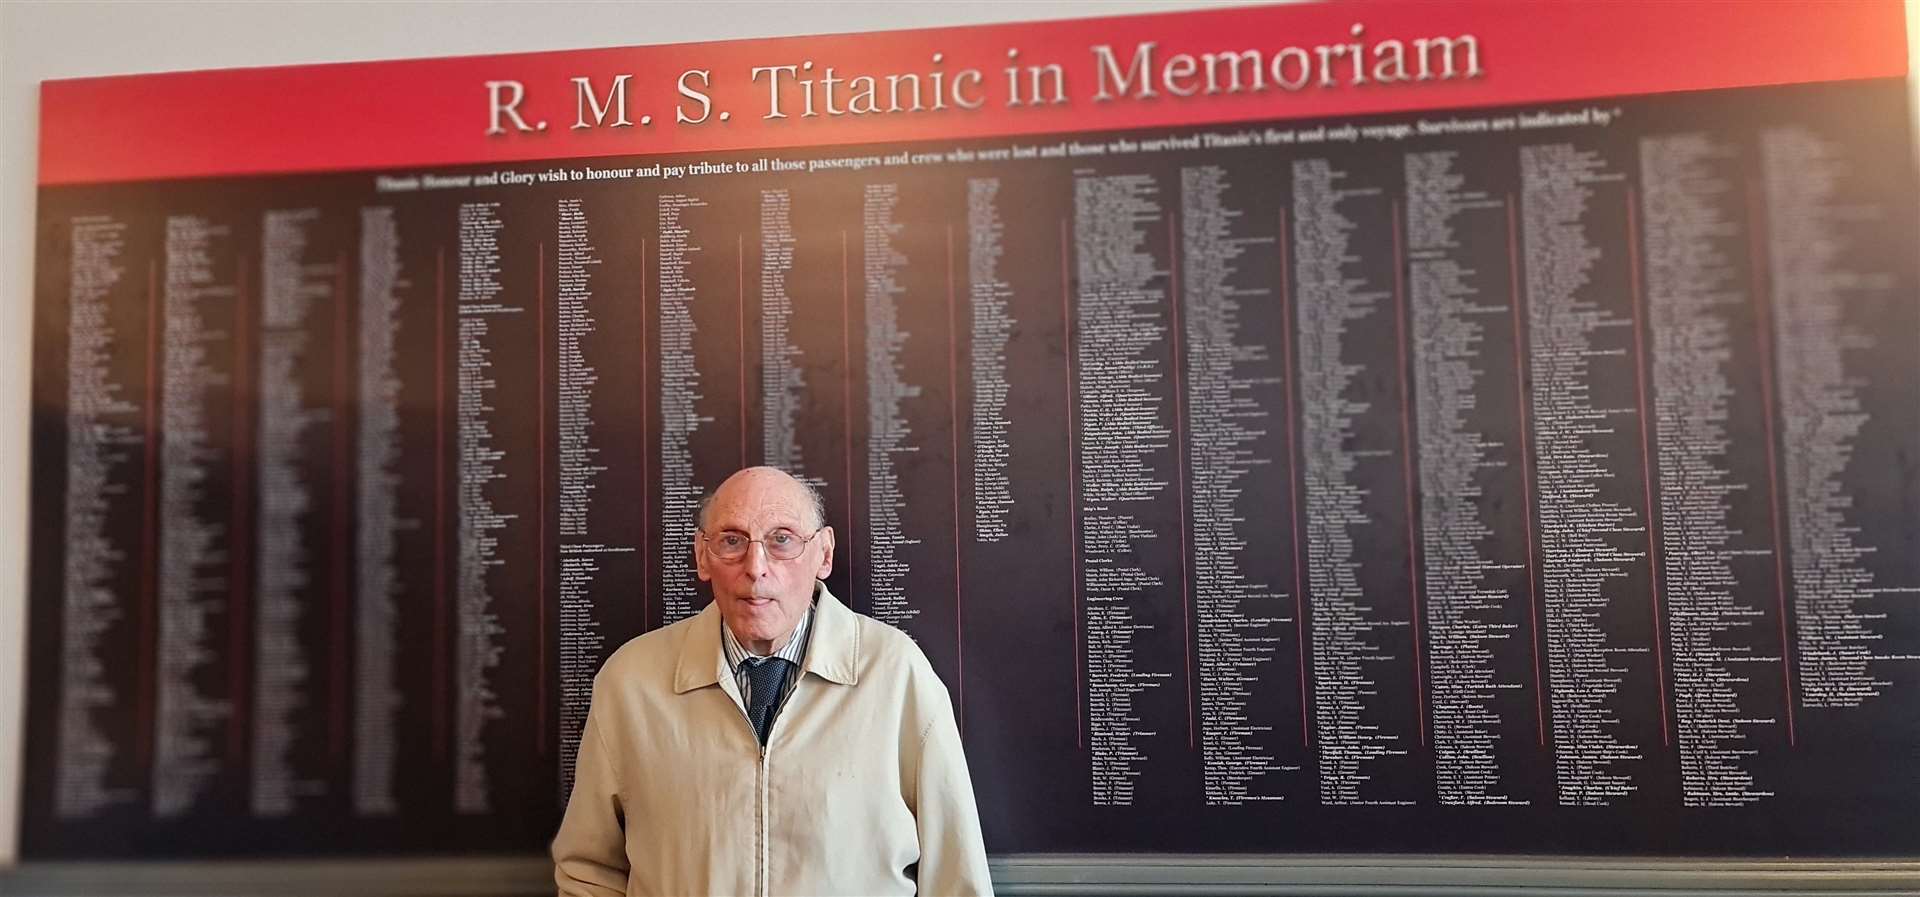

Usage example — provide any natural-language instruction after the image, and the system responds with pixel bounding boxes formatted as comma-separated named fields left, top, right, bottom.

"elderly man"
left=552, top=466, right=993, bottom=896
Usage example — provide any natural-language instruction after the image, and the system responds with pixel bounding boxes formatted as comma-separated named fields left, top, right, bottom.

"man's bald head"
left=696, top=466, right=827, bottom=532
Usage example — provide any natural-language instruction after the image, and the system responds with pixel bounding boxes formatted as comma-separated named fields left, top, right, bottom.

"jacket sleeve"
left=551, top=699, right=630, bottom=897
left=910, top=695, right=995, bottom=896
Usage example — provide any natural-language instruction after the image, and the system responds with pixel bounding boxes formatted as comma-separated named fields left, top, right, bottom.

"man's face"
left=694, top=468, right=835, bottom=653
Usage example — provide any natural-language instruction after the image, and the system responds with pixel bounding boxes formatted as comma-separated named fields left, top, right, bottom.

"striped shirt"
left=720, top=600, right=814, bottom=723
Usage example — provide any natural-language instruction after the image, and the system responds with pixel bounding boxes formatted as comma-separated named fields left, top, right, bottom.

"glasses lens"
left=711, top=532, right=749, bottom=560
left=765, top=529, right=802, bottom=560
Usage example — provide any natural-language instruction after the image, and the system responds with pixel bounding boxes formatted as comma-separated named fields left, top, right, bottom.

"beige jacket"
left=551, top=584, right=993, bottom=896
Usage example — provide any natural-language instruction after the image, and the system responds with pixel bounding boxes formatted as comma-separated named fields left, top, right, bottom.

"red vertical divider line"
left=641, top=236, right=649, bottom=632
left=1166, top=210, right=1196, bottom=751
left=1507, top=196, right=1547, bottom=749
left=738, top=233, right=747, bottom=469
left=1746, top=179, right=1797, bottom=746
left=229, top=253, right=249, bottom=763
left=1390, top=201, right=1426, bottom=748
left=1625, top=187, right=1672, bottom=748
left=141, top=259, right=159, bottom=772
left=841, top=230, right=856, bottom=605
left=538, top=239, right=548, bottom=757
left=434, top=247, right=448, bottom=762
left=331, top=252, right=350, bottom=763
left=946, top=224, right=965, bottom=733
left=1060, top=217, right=1082, bottom=751
left=1279, top=208, right=1309, bottom=750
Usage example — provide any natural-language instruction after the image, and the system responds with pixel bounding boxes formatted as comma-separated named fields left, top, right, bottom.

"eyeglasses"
left=700, top=527, right=824, bottom=562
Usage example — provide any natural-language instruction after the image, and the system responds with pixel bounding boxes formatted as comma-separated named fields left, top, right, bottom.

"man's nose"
left=742, top=541, right=772, bottom=576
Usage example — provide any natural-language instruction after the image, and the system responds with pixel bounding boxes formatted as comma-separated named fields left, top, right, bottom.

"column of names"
left=967, top=178, right=1015, bottom=542
left=1520, top=143, right=1651, bottom=806
left=1405, top=150, right=1532, bottom=806
left=455, top=201, right=513, bottom=813
left=862, top=183, right=923, bottom=628
left=153, top=214, right=235, bottom=817
left=1180, top=164, right=1291, bottom=805
left=57, top=215, right=140, bottom=819
left=556, top=197, right=619, bottom=800
left=353, top=206, right=408, bottom=817
left=1763, top=128, right=1919, bottom=710
left=657, top=193, right=709, bottom=624
left=1073, top=172, right=1174, bottom=807
left=759, top=188, right=825, bottom=489
left=252, top=207, right=333, bottom=816
left=1292, top=158, right=1416, bottom=807
left=1641, top=133, right=1782, bottom=806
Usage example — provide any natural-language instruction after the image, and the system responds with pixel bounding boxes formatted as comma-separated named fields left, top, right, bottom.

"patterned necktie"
left=742, top=657, right=793, bottom=745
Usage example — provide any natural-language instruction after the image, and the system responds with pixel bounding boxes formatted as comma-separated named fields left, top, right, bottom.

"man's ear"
left=813, top=526, right=835, bottom=580
left=693, top=532, right=713, bottom=582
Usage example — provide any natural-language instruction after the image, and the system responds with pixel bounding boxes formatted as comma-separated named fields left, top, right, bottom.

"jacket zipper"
left=735, top=684, right=774, bottom=897
left=738, top=673, right=794, bottom=897
left=759, top=740, right=770, bottom=897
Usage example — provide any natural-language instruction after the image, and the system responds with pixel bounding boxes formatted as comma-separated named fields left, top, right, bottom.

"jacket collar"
left=672, top=581, right=860, bottom=694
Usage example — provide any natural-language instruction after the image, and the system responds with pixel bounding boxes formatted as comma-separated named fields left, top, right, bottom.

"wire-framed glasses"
left=701, top=526, right=823, bottom=562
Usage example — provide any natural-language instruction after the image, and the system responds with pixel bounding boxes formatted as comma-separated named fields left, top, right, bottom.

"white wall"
left=1, top=0, right=1917, bottom=871
left=0, top=0, right=1248, bottom=866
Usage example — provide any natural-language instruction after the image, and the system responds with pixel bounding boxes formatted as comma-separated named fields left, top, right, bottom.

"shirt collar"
left=673, top=581, right=859, bottom=694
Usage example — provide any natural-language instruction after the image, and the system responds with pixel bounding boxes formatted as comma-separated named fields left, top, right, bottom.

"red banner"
left=38, top=0, right=1910, bottom=185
